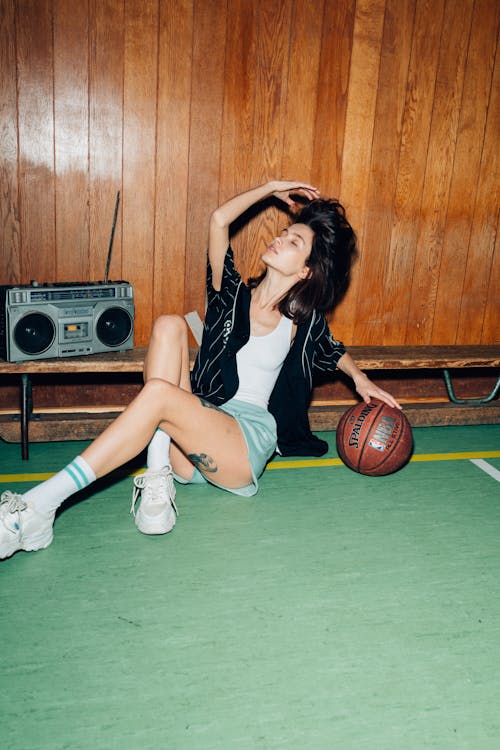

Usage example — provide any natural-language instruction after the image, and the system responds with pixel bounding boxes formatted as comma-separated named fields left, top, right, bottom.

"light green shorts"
left=173, top=398, right=277, bottom=497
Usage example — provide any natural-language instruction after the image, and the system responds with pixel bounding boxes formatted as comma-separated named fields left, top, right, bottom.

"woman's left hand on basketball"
left=354, top=373, right=402, bottom=410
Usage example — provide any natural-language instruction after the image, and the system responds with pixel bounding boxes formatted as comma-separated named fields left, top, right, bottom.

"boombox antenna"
left=104, top=190, right=121, bottom=284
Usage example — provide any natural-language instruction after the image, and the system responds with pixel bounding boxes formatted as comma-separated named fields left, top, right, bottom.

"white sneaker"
left=131, top=467, right=177, bottom=535
left=0, top=491, right=55, bottom=560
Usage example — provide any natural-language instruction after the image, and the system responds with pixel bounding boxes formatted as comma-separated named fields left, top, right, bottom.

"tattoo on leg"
left=188, top=452, right=218, bottom=473
left=199, top=398, right=221, bottom=411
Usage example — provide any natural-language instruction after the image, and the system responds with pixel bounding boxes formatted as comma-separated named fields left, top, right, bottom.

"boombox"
left=0, top=281, right=134, bottom=363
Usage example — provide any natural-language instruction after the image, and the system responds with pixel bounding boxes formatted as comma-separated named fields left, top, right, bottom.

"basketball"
left=336, top=399, right=413, bottom=476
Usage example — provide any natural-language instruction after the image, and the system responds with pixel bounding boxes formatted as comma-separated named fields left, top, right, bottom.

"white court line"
left=470, top=459, right=500, bottom=483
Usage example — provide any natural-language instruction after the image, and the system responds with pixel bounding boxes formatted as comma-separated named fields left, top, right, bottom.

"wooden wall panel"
left=184, top=0, right=227, bottom=318
left=16, top=0, right=56, bottom=283
left=243, top=0, right=293, bottom=280
left=333, top=0, right=386, bottom=342
left=122, top=0, right=158, bottom=344
left=405, top=0, right=474, bottom=344
left=219, top=0, right=257, bottom=205
left=458, top=42, right=500, bottom=344
left=153, top=0, right=193, bottom=318
left=382, top=0, right=445, bottom=344
left=53, top=0, right=89, bottom=281
left=431, top=0, right=499, bottom=344
left=282, top=0, right=324, bottom=185
left=352, top=0, right=415, bottom=345
left=481, top=226, right=500, bottom=345
left=0, top=0, right=20, bottom=284
left=88, top=0, right=124, bottom=282
left=0, top=0, right=498, bottom=349
left=312, top=0, right=355, bottom=197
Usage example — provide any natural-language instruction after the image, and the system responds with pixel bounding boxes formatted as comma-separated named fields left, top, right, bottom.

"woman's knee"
left=150, top=314, right=188, bottom=344
left=142, top=377, right=176, bottom=403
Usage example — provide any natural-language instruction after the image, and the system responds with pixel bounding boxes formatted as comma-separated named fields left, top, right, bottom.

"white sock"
left=147, top=429, right=171, bottom=470
left=24, top=455, right=96, bottom=514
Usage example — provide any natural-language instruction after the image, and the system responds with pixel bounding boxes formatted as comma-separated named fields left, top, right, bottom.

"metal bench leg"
left=443, top=368, right=500, bottom=405
left=20, top=374, right=33, bottom=460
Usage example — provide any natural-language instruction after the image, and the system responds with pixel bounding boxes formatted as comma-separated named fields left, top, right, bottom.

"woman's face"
left=261, top=223, right=314, bottom=280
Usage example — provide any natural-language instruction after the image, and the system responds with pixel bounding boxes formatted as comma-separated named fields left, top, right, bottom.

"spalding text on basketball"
left=347, top=403, right=378, bottom=448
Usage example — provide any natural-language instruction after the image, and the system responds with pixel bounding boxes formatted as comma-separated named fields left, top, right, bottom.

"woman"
left=0, top=180, right=400, bottom=559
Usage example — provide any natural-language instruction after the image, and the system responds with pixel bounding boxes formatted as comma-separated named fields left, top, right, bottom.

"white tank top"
left=233, top=315, right=293, bottom=410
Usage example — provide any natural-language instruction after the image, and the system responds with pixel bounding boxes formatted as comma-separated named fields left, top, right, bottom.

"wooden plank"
left=405, top=0, right=474, bottom=344
left=16, top=0, right=56, bottom=284
left=481, top=217, right=500, bottom=345
left=2, top=371, right=498, bottom=411
left=0, top=0, right=21, bottom=285
left=382, top=0, right=445, bottom=344
left=312, top=0, right=356, bottom=197
left=311, top=370, right=500, bottom=403
left=219, top=0, right=257, bottom=205
left=218, top=0, right=258, bottom=289
left=308, top=401, right=500, bottom=430
left=153, top=0, right=193, bottom=318
left=0, top=348, right=148, bottom=374
left=345, top=345, right=500, bottom=369
left=122, top=0, right=158, bottom=345
left=184, top=0, right=227, bottom=319
left=1, top=400, right=498, bottom=445
left=88, top=0, right=124, bottom=282
left=431, top=0, right=500, bottom=343
left=281, top=0, right=325, bottom=183
left=53, top=0, right=90, bottom=282
left=1, top=345, right=498, bottom=375
left=352, top=0, right=415, bottom=344
left=0, top=413, right=126, bottom=443
left=1, top=370, right=497, bottom=407
left=458, top=23, right=500, bottom=344
left=245, top=0, right=293, bottom=281
left=333, top=0, right=386, bottom=344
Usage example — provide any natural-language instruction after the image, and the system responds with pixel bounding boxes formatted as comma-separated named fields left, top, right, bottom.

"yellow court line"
left=268, top=450, right=500, bottom=470
left=1, top=472, right=55, bottom=482
left=0, top=451, right=499, bottom=483
left=409, top=450, right=500, bottom=462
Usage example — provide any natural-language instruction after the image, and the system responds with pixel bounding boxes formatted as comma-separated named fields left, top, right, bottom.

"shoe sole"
left=23, top=529, right=53, bottom=552
left=135, top=509, right=176, bottom=535
left=1, top=529, right=53, bottom=560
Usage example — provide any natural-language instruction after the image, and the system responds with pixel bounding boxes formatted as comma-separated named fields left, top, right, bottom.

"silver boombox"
left=0, top=281, right=134, bottom=363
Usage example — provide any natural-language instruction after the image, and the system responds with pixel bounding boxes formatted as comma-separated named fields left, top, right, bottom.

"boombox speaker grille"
left=95, top=306, right=133, bottom=347
left=14, top=312, right=57, bottom=355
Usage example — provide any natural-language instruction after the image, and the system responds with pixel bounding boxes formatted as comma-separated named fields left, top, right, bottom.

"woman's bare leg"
left=142, top=314, right=200, bottom=479
left=143, top=314, right=192, bottom=389
left=81, top=313, right=250, bottom=487
left=81, top=380, right=252, bottom=488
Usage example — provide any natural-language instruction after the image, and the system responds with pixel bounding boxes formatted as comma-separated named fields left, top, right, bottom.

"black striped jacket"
left=190, top=247, right=346, bottom=456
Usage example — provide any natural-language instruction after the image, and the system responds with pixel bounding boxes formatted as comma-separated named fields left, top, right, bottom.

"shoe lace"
left=0, top=491, right=27, bottom=518
left=0, top=492, right=27, bottom=534
left=130, top=468, right=178, bottom=517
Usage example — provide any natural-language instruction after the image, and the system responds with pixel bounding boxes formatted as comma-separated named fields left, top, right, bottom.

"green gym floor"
left=1, top=425, right=499, bottom=750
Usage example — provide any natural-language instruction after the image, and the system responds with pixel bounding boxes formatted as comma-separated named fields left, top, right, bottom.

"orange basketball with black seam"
left=336, top=399, right=413, bottom=476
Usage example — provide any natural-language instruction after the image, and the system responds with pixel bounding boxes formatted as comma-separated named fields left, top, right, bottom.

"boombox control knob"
left=30, top=280, right=39, bottom=287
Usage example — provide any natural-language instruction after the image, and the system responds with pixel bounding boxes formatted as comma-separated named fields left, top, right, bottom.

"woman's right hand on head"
left=269, top=181, right=320, bottom=211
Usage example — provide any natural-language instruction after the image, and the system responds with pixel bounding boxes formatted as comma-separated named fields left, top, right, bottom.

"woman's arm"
left=337, top=352, right=401, bottom=410
left=208, top=180, right=319, bottom=290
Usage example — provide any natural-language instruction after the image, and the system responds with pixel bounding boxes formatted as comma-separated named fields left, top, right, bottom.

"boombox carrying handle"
left=104, top=191, right=120, bottom=284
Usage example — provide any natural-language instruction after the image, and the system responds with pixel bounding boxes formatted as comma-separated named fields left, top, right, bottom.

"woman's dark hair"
left=248, top=199, right=357, bottom=324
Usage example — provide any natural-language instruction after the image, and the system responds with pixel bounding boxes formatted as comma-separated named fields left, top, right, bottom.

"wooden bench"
left=1, top=345, right=499, bottom=459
